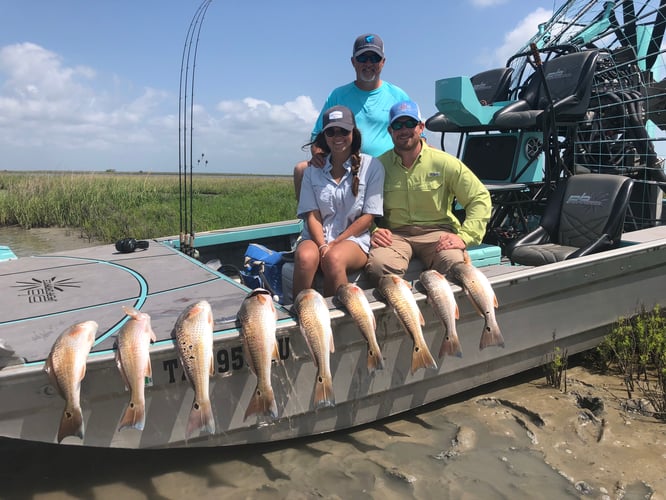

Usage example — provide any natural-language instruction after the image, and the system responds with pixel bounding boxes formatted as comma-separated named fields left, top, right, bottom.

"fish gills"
left=173, top=300, right=216, bottom=437
left=237, top=289, right=280, bottom=421
left=378, top=275, right=437, bottom=374
left=293, top=289, right=335, bottom=408
left=116, top=306, right=156, bottom=431
left=44, top=320, right=97, bottom=443
left=336, top=283, right=384, bottom=371
left=448, top=262, right=505, bottom=350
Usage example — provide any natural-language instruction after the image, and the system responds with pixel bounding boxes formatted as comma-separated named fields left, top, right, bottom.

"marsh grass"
left=0, top=171, right=296, bottom=242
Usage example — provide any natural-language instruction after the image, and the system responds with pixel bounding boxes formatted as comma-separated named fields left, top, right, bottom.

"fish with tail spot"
left=237, top=288, right=280, bottom=421
left=336, top=283, right=384, bottom=371
left=293, top=289, right=335, bottom=408
left=44, top=320, right=97, bottom=443
left=116, top=306, right=156, bottom=431
left=173, top=300, right=216, bottom=438
left=377, top=274, right=437, bottom=374
left=448, top=258, right=504, bottom=350
left=419, top=270, right=462, bottom=358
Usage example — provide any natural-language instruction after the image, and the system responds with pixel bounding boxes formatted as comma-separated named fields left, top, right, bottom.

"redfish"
left=237, top=289, right=280, bottom=421
left=115, top=306, right=156, bottom=431
left=336, top=283, right=384, bottom=371
left=293, top=289, right=335, bottom=408
left=419, top=270, right=462, bottom=358
left=173, top=300, right=215, bottom=438
left=448, top=262, right=504, bottom=350
left=378, top=274, right=437, bottom=374
left=44, top=320, right=98, bottom=443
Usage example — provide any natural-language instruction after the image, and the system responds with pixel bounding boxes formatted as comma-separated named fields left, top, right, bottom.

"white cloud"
left=0, top=42, right=317, bottom=174
left=494, top=8, right=552, bottom=66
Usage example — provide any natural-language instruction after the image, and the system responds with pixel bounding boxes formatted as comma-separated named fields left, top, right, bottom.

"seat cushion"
left=509, top=243, right=579, bottom=266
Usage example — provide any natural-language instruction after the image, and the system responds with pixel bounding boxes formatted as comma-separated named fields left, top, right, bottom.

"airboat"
left=1, top=0, right=665, bottom=448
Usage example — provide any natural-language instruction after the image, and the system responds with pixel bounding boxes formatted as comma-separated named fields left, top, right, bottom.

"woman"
left=293, top=105, right=384, bottom=298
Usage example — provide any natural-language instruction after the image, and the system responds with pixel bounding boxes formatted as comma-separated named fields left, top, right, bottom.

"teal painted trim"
left=161, top=220, right=303, bottom=250
left=0, top=245, right=17, bottom=262
left=9, top=255, right=150, bottom=348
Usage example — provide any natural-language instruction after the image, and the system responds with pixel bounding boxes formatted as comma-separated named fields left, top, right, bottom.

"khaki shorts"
left=365, top=225, right=465, bottom=285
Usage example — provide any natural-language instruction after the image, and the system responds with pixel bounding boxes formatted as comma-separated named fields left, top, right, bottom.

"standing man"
left=366, top=100, right=492, bottom=283
left=294, top=33, right=410, bottom=199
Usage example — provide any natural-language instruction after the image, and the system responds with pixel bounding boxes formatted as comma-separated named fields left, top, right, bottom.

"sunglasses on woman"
left=390, top=118, right=420, bottom=131
left=324, top=127, right=352, bottom=137
left=355, top=53, right=382, bottom=64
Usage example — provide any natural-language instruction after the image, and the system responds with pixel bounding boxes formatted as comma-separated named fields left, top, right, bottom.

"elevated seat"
left=426, top=67, right=515, bottom=133
left=507, top=173, right=634, bottom=266
left=491, top=50, right=599, bottom=131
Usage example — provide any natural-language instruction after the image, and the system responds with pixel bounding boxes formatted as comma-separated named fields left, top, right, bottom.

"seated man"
left=366, top=100, right=492, bottom=282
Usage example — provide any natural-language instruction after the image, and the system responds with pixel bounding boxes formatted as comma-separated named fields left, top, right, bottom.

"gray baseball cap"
left=353, top=34, right=384, bottom=58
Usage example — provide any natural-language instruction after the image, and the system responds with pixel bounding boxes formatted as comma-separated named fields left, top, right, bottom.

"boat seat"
left=507, top=173, right=634, bottom=266
left=491, top=50, right=599, bottom=131
left=426, top=67, right=515, bottom=133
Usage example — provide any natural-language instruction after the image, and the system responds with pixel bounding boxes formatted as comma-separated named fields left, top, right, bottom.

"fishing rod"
left=188, top=0, right=212, bottom=252
left=178, top=0, right=212, bottom=256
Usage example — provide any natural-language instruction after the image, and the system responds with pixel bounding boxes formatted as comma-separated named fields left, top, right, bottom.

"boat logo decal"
left=565, top=192, right=605, bottom=207
left=12, top=276, right=82, bottom=303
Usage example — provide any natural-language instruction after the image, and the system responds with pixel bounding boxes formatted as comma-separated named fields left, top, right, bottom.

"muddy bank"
left=1, top=364, right=664, bottom=499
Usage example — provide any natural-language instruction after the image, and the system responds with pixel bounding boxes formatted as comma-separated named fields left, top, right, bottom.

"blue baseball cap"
left=389, top=100, right=422, bottom=125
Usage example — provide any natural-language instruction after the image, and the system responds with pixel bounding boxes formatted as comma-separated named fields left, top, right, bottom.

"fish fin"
left=463, top=251, right=472, bottom=265
left=329, top=333, right=335, bottom=354
left=186, top=398, right=215, bottom=438
left=271, top=338, right=280, bottom=362
left=493, top=294, right=499, bottom=309
left=455, top=303, right=460, bottom=320
left=149, top=327, right=157, bottom=343
left=145, top=359, right=153, bottom=379
left=411, top=343, right=438, bottom=374
left=118, top=400, right=146, bottom=431
left=244, top=385, right=278, bottom=421
left=57, top=405, right=84, bottom=443
left=418, top=311, right=426, bottom=327
left=115, top=352, right=130, bottom=391
left=314, top=371, right=335, bottom=409
left=122, top=305, right=140, bottom=318
left=209, top=352, right=215, bottom=376
left=439, top=332, right=463, bottom=358
left=479, top=322, right=505, bottom=350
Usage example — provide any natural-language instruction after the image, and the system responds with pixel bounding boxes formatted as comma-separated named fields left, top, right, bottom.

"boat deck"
left=2, top=224, right=665, bottom=367
left=0, top=242, right=284, bottom=365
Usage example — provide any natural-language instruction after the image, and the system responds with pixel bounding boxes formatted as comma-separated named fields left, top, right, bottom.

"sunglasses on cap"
left=390, top=118, right=420, bottom=131
left=324, top=127, right=352, bottom=138
left=355, top=53, right=382, bottom=64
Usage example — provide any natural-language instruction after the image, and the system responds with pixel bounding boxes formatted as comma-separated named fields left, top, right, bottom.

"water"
left=1, top=227, right=662, bottom=499
left=0, top=226, right=101, bottom=257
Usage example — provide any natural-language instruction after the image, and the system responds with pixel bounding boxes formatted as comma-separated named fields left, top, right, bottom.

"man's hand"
left=436, top=233, right=466, bottom=252
left=371, top=228, right=393, bottom=248
left=309, top=145, right=326, bottom=168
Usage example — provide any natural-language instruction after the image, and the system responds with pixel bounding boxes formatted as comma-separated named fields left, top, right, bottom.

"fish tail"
left=479, top=320, right=505, bottom=350
left=411, top=342, right=438, bottom=374
left=57, top=405, right=84, bottom=443
left=314, top=371, right=335, bottom=409
left=186, top=398, right=215, bottom=438
left=118, top=400, right=146, bottom=431
left=366, top=344, right=385, bottom=371
left=439, top=332, right=463, bottom=358
left=244, top=385, right=278, bottom=421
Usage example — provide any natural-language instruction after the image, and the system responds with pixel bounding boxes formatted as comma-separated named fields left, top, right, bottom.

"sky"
left=0, top=1, right=560, bottom=175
